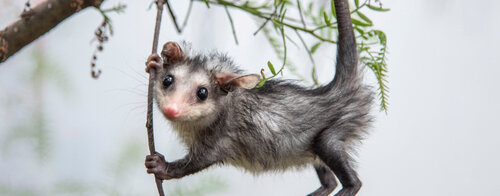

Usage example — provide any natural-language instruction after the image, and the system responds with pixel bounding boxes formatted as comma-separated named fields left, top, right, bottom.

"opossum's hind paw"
left=334, top=187, right=361, bottom=196
left=308, top=187, right=335, bottom=196
left=307, top=166, right=337, bottom=196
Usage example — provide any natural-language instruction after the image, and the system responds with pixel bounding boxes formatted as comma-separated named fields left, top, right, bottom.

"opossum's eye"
left=163, top=75, right=174, bottom=88
left=196, top=87, right=208, bottom=101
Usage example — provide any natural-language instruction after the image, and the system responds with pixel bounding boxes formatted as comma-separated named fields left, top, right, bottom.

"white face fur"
left=154, top=64, right=218, bottom=125
left=153, top=41, right=260, bottom=130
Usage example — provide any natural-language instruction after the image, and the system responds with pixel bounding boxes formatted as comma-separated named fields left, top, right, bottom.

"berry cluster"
left=90, top=20, right=109, bottom=79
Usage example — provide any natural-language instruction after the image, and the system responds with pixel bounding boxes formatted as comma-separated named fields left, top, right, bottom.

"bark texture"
left=0, top=0, right=105, bottom=63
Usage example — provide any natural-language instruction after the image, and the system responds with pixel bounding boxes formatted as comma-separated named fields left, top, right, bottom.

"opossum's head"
left=153, top=42, right=260, bottom=125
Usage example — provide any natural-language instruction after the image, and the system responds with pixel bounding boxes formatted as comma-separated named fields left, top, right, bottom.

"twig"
left=263, top=24, right=287, bottom=81
left=208, top=0, right=337, bottom=43
left=165, top=0, right=181, bottom=33
left=253, top=3, right=278, bottom=36
left=181, top=0, right=194, bottom=30
left=224, top=6, right=238, bottom=45
left=296, top=0, right=306, bottom=28
left=0, top=0, right=106, bottom=63
left=294, top=29, right=318, bottom=85
left=147, top=0, right=166, bottom=195
left=252, top=17, right=271, bottom=36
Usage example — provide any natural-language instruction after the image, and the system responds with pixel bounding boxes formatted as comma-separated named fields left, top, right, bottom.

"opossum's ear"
left=161, top=42, right=185, bottom=66
left=216, top=73, right=261, bottom=92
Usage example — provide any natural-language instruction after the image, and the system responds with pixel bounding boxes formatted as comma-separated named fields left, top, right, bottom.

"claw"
left=154, top=152, right=165, bottom=159
left=144, top=153, right=170, bottom=180
left=145, top=53, right=162, bottom=73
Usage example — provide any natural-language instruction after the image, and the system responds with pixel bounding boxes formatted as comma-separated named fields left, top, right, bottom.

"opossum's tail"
left=328, top=0, right=359, bottom=89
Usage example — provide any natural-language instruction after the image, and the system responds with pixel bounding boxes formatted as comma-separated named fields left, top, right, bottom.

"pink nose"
left=162, top=105, right=181, bottom=119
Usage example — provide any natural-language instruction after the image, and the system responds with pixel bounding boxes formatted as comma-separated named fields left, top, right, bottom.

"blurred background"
left=1, top=0, right=500, bottom=195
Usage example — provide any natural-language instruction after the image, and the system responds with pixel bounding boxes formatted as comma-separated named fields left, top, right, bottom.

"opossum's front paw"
left=145, top=152, right=171, bottom=180
left=145, top=53, right=162, bottom=73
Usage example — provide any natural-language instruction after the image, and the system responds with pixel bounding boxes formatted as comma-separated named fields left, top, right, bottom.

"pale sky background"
left=1, top=0, right=500, bottom=195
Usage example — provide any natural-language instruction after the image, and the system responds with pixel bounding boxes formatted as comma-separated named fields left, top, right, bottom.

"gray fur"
left=145, top=0, right=373, bottom=195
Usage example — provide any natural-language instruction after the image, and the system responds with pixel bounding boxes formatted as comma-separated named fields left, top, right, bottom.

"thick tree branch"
left=0, top=0, right=105, bottom=63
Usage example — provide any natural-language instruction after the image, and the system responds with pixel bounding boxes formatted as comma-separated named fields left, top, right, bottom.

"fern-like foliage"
left=161, top=0, right=390, bottom=111
left=360, top=30, right=389, bottom=111
left=199, top=0, right=390, bottom=112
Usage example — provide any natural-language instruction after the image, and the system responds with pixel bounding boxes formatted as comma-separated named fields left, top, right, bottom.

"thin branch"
left=196, top=0, right=388, bottom=111
left=276, top=27, right=287, bottom=76
left=0, top=0, right=105, bottom=63
left=263, top=24, right=287, bottom=81
left=260, top=26, right=308, bottom=83
left=147, top=0, right=166, bottom=195
left=285, top=34, right=298, bottom=48
left=350, top=0, right=369, bottom=14
left=253, top=16, right=272, bottom=36
left=294, top=29, right=318, bottom=85
left=181, top=0, right=194, bottom=30
left=253, top=3, right=278, bottom=36
left=206, top=0, right=337, bottom=43
left=311, top=23, right=337, bottom=32
left=224, top=6, right=239, bottom=45
left=296, top=0, right=306, bottom=28
left=165, top=0, right=182, bottom=33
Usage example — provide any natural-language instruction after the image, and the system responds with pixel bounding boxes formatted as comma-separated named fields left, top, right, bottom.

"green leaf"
left=354, top=26, right=365, bottom=35
left=279, top=1, right=286, bottom=17
left=374, top=30, right=387, bottom=45
left=330, top=0, right=337, bottom=18
left=203, top=0, right=210, bottom=8
left=351, top=18, right=372, bottom=27
left=367, top=4, right=390, bottom=12
left=107, top=21, right=114, bottom=36
left=318, top=6, right=325, bottom=19
left=311, top=65, right=319, bottom=85
left=280, top=9, right=287, bottom=22
left=101, top=3, right=127, bottom=13
left=271, top=19, right=283, bottom=28
left=307, top=2, right=313, bottom=14
left=310, top=42, right=321, bottom=54
left=256, top=79, right=267, bottom=88
left=283, top=0, right=294, bottom=6
left=268, top=61, right=277, bottom=75
left=357, top=12, right=373, bottom=25
left=323, top=12, right=331, bottom=26
left=354, top=0, right=360, bottom=8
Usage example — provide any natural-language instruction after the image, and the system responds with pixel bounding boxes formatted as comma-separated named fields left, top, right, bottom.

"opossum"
left=144, top=0, right=373, bottom=195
